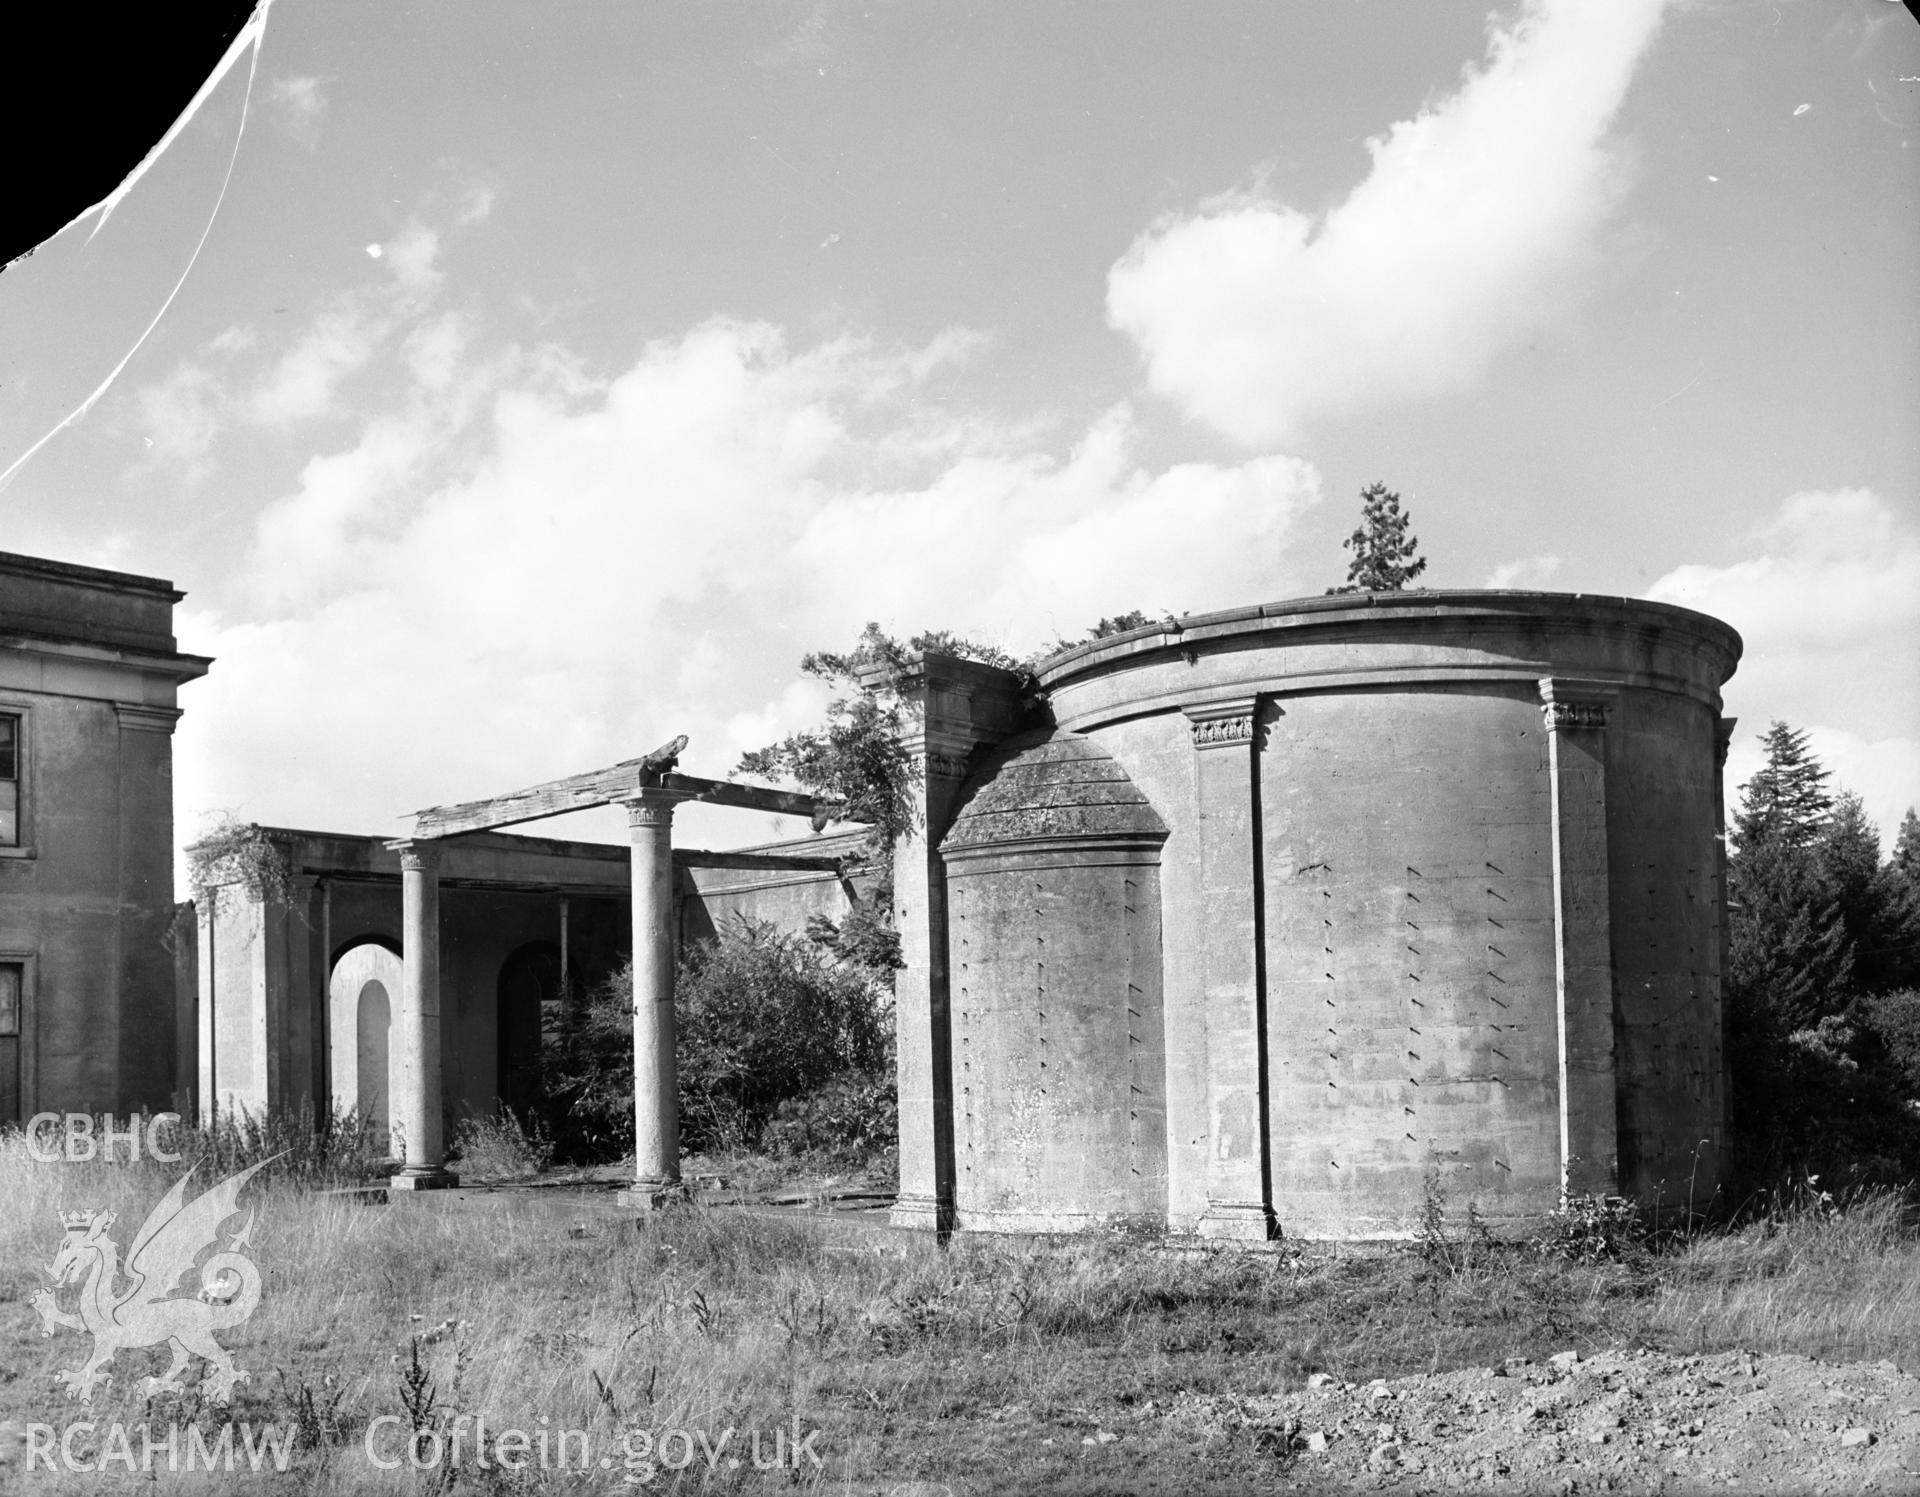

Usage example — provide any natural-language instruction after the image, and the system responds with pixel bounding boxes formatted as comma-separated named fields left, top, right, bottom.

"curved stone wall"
left=1004, top=590, right=1742, bottom=1238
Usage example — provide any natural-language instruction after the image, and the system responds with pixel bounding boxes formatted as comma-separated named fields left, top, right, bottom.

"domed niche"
left=940, top=729, right=1170, bottom=1232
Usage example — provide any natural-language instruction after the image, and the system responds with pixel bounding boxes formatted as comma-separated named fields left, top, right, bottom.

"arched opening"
left=329, top=940, right=403, bottom=1154
left=497, top=941, right=563, bottom=1124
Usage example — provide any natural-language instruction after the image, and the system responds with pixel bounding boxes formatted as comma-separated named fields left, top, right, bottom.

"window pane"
left=0, top=716, right=14, bottom=781
left=0, top=967, right=18, bottom=1036
left=0, top=782, right=15, bottom=846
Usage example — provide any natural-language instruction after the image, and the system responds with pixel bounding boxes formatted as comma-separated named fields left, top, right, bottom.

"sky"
left=0, top=0, right=1916, bottom=862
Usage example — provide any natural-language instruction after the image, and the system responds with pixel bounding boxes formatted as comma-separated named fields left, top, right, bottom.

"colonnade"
left=385, top=784, right=693, bottom=1199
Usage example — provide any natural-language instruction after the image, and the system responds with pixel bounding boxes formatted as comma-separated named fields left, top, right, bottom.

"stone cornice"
left=112, top=703, right=183, bottom=734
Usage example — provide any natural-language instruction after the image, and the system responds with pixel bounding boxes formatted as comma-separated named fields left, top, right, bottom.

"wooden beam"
left=673, top=849, right=846, bottom=873
left=404, top=738, right=863, bottom=839
left=409, top=736, right=687, bottom=838
left=659, top=773, right=854, bottom=822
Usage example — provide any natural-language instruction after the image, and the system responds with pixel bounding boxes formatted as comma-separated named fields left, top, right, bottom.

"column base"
left=888, top=1192, right=954, bottom=1234
left=617, top=1179, right=692, bottom=1212
left=389, top=1167, right=459, bottom=1192
left=1198, top=1200, right=1278, bottom=1241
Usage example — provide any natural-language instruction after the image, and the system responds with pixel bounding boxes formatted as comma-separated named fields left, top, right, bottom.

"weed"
left=449, top=1109, right=553, bottom=1181
left=397, top=1338, right=437, bottom=1433
left=1539, top=1192, right=1649, bottom=1265
left=276, top=1366, right=347, bottom=1448
left=687, top=1287, right=721, bottom=1337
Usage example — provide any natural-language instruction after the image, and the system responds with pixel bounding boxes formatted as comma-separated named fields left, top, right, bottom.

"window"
left=0, top=714, right=16, bottom=847
left=0, top=962, right=19, bottom=1125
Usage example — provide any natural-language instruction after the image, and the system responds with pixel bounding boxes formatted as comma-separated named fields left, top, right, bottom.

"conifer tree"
left=1729, top=723, right=1852, bottom=1031
left=1893, top=808, right=1920, bottom=883
left=1329, top=481, right=1427, bottom=594
left=1733, top=721, right=1832, bottom=850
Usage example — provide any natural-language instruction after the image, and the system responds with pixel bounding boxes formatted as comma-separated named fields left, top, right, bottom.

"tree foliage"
left=738, top=621, right=1020, bottom=854
left=1329, top=481, right=1427, bottom=594
left=1725, top=725, right=1920, bottom=1188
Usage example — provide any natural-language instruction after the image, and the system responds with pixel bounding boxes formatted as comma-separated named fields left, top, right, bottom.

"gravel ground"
left=1168, top=1346, right=1920, bottom=1494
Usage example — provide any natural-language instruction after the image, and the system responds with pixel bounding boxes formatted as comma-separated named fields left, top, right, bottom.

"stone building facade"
left=0, top=552, right=209, bottom=1123
left=889, top=590, right=1741, bottom=1238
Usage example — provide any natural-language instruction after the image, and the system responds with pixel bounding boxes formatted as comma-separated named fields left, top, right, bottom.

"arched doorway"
left=329, top=941, right=403, bottom=1154
left=497, top=941, right=563, bottom=1123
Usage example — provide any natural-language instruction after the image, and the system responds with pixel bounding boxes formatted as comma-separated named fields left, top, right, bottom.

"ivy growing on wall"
left=185, top=817, right=294, bottom=915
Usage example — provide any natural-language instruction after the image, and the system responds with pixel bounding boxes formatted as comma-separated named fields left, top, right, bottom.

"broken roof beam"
left=673, top=849, right=847, bottom=873
left=408, top=736, right=688, bottom=839
left=404, top=736, right=859, bottom=840
left=657, top=773, right=851, bottom=823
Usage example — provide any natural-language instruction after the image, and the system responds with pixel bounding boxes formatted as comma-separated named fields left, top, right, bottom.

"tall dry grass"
left=2, top=1130, right=1917, bottom=1493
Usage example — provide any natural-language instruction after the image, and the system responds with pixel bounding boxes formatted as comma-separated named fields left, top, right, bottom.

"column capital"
left=1184, top=697, right=1259, bottom=751
left=909, top=747, right=974, bottom=781
left=620, top=785, right=699, bottom=828
left=1538, top=677, right=1617, bottom=732
left=388, top=839, right=443, bottom=873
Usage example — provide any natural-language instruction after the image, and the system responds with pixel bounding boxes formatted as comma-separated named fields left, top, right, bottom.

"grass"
left=2, top=1127, right=1917, bottom=1493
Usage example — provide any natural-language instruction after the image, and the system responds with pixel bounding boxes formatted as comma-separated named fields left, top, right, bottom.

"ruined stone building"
left=0, top=554, right=1743, bottom=1239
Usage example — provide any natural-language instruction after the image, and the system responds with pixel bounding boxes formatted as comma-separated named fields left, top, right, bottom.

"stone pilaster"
left=390, top=840, right=455, bottom=1191
left=866, top=652, right=1025, bottom=1233
left=196, top=899, right=218, bottom=1123
left=282, top=873, right=321, bottom=1115
left=1185, top=698, right=1275, bottom=1240
left=618, top=786, right=697, bottom=1210
left=1714, top=716, right=1737, bottom=1136
left=1539, top=678, right=1620, bottom=1199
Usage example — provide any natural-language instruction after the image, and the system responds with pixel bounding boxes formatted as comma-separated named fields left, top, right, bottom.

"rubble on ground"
left=1168, top=1346, right=1920, bottom=1492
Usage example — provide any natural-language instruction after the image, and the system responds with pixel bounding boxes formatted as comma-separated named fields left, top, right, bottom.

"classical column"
left=1186, top=699, right=1276, bottom=1240
left=391, top=840, right=455, bottom=1190
left=1539, top=678, right=1620, bottom=1200
left=618, top=785, right=696, bottom=1210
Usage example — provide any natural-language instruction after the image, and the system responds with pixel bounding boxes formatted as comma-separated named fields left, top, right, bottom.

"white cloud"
left=246, top=305, right=385, bottom=425
left=1106, top=0, right=1669, bottom=446
left=1647, top=488, right=1920, bottom=841
left=174, top=320, right=1322, bottom=849
left=135, top=363, right=225, bottom=464
left=268, top=75, right=328, bottom=147
left=1484, top=553, right=1563, bottom=589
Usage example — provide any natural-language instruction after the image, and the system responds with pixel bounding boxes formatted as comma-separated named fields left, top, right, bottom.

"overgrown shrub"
left=762, top=1070, right=897, bottom=1164
left=553, top=915, right=893, bottom=1158
left=1729, top=1010, right=1920, bottom=1193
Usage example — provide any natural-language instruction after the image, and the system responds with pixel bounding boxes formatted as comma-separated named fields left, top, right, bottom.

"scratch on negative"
left=0, top=0, right=276, bottom=493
